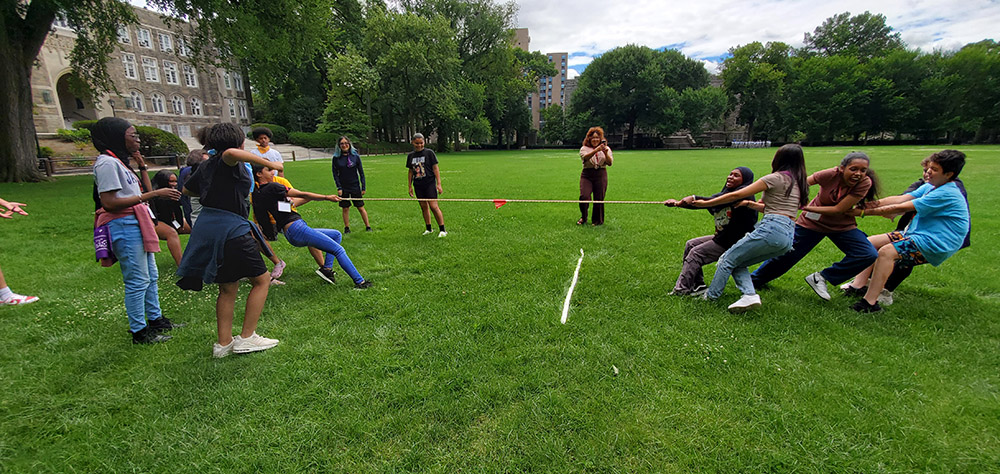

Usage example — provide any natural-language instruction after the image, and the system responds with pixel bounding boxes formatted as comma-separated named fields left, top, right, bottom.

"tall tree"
left=801, top=11, right=904, bottom=61
left=0, top=0, right=334, bottom=182
left=720, top=41, right=791, bottom=140
left=571, top=45, right=709, bottom=148
left=1, top=0, right=134, bottom=181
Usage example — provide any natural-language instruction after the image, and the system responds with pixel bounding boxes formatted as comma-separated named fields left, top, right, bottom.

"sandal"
left=576, top=218, right=586, bottom=225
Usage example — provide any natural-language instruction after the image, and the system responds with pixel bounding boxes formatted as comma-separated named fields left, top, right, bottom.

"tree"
left=945, top=40, right=1000, bottom=142
left=679, top=87, right=727, bottom=137
left=539, top=104, right=567, bottom=144
left=785, top=55, right=867, bottom=141
left=1, top=0, right=134, bottom=181
left=571, top=45, right=709, bottom=148
left=1, top=0, right=334, bottom=182
left=319, top=48, right=379, bottom=139
left=720, top=42, right=792, bottom=140
left=801, top=11, right=904, bottom=61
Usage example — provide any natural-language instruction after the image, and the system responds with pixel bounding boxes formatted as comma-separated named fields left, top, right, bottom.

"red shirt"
left=797, top=167, right=871, bottom=233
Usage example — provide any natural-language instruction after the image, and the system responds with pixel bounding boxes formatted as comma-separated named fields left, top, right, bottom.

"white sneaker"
left=438, top=231, right=448, bottom=238
left=213, top=339, right=235, bottom=358
left=805, top=272, right=831, bottom=301
left=728, top=294, right=761, bottom=313
left=877, top=289, right=894, bottom=306
left=0, top=293, right=39, bottom=305
left=232, top=332, right=280, bottom=354
left=422, top=230, right=434, bottom=235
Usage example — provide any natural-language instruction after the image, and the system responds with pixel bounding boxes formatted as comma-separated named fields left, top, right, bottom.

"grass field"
left=1, top=146, right=998, bottom=472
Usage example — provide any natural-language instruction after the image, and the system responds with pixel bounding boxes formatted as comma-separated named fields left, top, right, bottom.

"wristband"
left=860, top=209, right=865, bottom=218
left=138, top=166, right=148, bottom=171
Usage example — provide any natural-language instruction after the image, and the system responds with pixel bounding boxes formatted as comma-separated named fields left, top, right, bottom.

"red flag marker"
left=493, top=199, right=507, bottom=209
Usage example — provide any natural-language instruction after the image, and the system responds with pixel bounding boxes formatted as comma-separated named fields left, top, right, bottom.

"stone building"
left=32, top=7, right=251, bottom=138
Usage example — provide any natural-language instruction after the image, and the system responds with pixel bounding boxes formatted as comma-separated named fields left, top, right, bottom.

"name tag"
left=146, top=205, right=157, bottom=221
left=172, top=220, right=181, bottom=229
left=804, top=211, right=821, bottom=221
left=277, top=201, right=291, bottom=212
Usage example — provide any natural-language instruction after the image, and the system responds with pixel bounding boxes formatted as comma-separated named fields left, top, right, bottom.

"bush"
left=37, top=146, right=54, bottom=158
left=247, top=123, right=289, bottom=144
left=135, top=126, right=188, bottom=157
left=72, top=120, right=98, bottom=131
left=288, top=132, right=341, bottom=148
left=56, top=128, right=91, bottom=144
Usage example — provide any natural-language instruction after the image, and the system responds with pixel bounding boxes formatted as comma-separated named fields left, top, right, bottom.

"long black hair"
left=770, top=144, right=810, bottom=208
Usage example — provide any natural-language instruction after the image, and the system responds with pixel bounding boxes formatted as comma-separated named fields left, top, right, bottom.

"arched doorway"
left=56, top=73, right=97, bottom=129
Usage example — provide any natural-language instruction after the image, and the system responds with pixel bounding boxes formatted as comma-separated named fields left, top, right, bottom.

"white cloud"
left=516, top=0, right=1000, bottom=74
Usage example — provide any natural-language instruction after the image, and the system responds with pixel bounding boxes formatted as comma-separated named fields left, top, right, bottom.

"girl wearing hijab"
left=664, top=166, right=758, bottom=295
left=331, top=136, right=371, bottom=233
left=750, top=152, right=881, bottom=300
left=91, top=117, right=183, bottom=344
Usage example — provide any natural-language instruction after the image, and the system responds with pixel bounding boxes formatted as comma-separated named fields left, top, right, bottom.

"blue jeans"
left=107, top=216, right=163, bottom=332
left=707, top=214, right=795, bottom=299
left=284, top=220, right=365, bottom=283
left=751, top=225, right=878, bottom=286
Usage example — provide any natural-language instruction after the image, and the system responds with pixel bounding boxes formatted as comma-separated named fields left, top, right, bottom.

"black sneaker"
left=851, top=299, right=883, bottom=313
left=132, top=326, right=172, bottom=344
left=344, top=227, right=351, bottom=234
left=365, top=227, right=372, bottom=232
left=842, top=285, right=868, bottom=297
left=315, top=267, right=336, bottom=284
left=147, top=316, right=185, bottom=333
left=354, top=280, right=372, bottom=289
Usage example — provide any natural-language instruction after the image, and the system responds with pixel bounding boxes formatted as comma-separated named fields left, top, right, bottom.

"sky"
left=514, top=0, right=1000, bottom=78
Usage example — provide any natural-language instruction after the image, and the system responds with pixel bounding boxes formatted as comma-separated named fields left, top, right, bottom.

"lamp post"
left=108, top=99, right=116, bottom=117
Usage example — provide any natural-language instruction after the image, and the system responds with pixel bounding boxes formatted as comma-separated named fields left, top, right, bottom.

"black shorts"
left=413, top=179, right=437, bottom=199
left=215, top=232, right=269, bottom=283
left=339, top=190, right=365, bottom=208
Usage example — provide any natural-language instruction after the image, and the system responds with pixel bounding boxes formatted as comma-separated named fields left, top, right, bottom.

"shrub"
left=288, top=132, right=341, bottom=148
left=37, top=146, right=54, bottom=158
left=56, top=128, right=91, bottom=144
left=72, top=120, right=98, bottom=131
left=247, top=123, right=289, bottom=144
left=135, top=126, right=188, bottom=157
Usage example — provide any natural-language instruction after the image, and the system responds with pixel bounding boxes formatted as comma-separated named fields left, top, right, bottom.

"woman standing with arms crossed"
left=332, top=136, right=371, bottom=233
left=578, top=127, right=613, bottom=226
left=91, top=118, right=182, bottom=344
left=690, top=144, right=810, bottom=312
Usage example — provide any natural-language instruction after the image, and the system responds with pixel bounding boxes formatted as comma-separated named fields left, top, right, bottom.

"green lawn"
left=1, top=146, right=998, bottom=472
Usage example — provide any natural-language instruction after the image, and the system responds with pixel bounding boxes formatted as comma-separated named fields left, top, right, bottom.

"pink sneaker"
left=270, top=260, right=286, bottom=280
left=0, top=293, right=39, bottom=305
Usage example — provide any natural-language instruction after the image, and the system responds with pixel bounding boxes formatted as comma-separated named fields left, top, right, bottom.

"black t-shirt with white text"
left=405, top=149, right=438, bottom=183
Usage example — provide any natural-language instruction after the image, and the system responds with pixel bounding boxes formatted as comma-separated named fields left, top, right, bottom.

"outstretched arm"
left=691, top=179, right=769, bottom=208
left=0, top=197, right=28, bottom=218
left=286, top=188, right=339, bottom=204
left=222, top=148, right=284, bottom=172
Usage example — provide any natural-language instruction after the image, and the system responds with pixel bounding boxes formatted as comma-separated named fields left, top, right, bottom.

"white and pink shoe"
left=0, top=293, right=39, bottom=305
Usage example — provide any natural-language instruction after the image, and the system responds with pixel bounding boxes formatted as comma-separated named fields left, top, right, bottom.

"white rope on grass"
left=561, top=248, right=585, bottom=324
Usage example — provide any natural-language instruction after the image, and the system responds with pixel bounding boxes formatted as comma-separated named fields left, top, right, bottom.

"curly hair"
left=582, top=126, right=605, bottom=147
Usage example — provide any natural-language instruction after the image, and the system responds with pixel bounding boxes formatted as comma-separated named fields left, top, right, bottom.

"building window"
left=141, top=57, right=159, bottom=82
left=137, top=28, right=152, bottom=48
left=183, top=65, right=198, bottom=87
left=122, top=54, right=137, bottom=80
left=224, top=72, right=232, bottom=89
left=171, top=95, right=185, bottom=115
left=150, top=93, right=165, bottom=113
left=163, top=61, right=179, bottom=85
left=190, top=97, right=202, bottom=116
left=117, top=26, right=131, bottom=44
left=234, top=72, right=244, bottom=92
left=177, top=125, right=191, bottom=137
left=228, top=99, right=236, bottom=117
left=177, top=38, right=190, bottom=56
left=158, top=33, right=173, bottom=52
left=238, top=100, right=248, bottom=119
left=157, top=124, right=173, bottom=133
left=130, top=91, right=145, bottom=112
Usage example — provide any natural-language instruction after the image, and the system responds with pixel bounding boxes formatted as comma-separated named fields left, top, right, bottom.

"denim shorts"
left=887, top=231, right=928, bottom=267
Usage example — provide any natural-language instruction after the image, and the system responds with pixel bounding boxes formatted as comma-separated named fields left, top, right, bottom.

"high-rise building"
left=32, top=6, right=251, bottom=138
left=511, top=29, right=568, bottom=132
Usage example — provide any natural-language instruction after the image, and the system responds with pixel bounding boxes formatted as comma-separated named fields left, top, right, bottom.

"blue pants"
left=284, top=220, right=364, bottom=283
left=751, top=225, right=878, bottom=286
left=707, top=214, right=795, bottom=299
left=107, top=216, right=163, bottom=332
